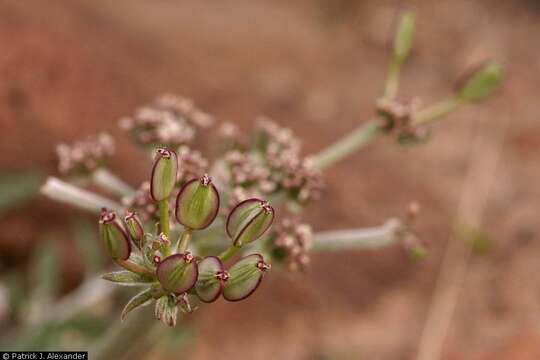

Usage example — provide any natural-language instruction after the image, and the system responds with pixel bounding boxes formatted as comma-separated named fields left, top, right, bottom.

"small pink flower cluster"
left=56, top=133, right=114, bottom=176
left=176, top=145, right=208, bottom=185
left=270, top=218, right=313, bottom=271
left=119, top=94, right=213, bottom=148
left=122, top=181, right=156, bottom=221
left=218, top=118, right=324, bottom=206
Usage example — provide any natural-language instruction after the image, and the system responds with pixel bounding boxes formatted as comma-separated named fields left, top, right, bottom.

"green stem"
left=115, top=259, right=154, bottom=277
left=412, top=96, right=462, bottom=126
left=313, top=120, right=383, bottom=170
left=158, top=199, right=170, bottom=236
left=158, top=199, right=172, bottom=256
left=383, top=58, right=401, bottom=99
left=218, top=246, right=240, bottom=262
left=177, top=229, right=193, bottom=254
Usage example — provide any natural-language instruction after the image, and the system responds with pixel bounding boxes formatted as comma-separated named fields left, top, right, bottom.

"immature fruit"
left=175, top=174, right=220, bottom=230
left=195, top=256, right=228, bottom=303
left=393, top=10, right=415, bottom=62
left=456, top=62, right=502, bottom=102
left=150, top=148, right=178, bottom=201
left=124, top=211, right=144, bottom=249
left=99, top=209, right=131, bottom=260
left=157, top=253, right=198, bottom=294
left=226, top=198, right=274, bottom=247
left=223, top=254, right=270, bottom=302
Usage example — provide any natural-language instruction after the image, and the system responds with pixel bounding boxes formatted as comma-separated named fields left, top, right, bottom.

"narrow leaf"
left=0, top=171, right=42, bottom=217
left=121, top=288, right=154, bottom=321
left=102, top=271, right=154, bottom=286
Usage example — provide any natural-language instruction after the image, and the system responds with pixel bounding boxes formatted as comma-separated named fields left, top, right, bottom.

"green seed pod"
left=223, top=254, right=270, bottom=302
left=175, top=174, right=220, bottom=230
left=157, top=253, right=198, bottom=294
left=195, top=256, right=228, bottom=303
left=456, top=62, right=502, bottom=102
left=124, top=211, right=144, bottom=249
left=99, top=209, right=131, bottom=260
left=150, top=148, right=178, bottom=201
left=393, top=10, right=415, bottom=63
left=226, top=198, right=275, bottom=247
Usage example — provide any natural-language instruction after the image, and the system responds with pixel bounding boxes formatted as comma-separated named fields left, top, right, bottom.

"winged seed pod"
left=195, top=256, right=228, bottom=303
left=223, top=254, right=270, bottom=302
left=124, top=211, right=145, bottom=249
left=456, top=61, right=502, bottom=102
left=99, top=209, right=131, bottom=260
left=150, top=148, right=178, bottom=201
left=226, top=198, right=275, bottom=247
left=175, top=174, right=220, bottom=230
left=157, top=253, right=198, bottom=294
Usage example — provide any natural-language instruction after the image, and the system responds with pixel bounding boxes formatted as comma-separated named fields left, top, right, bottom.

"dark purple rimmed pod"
left=226, top=198, right=275, bottom=247
left=124, top=211, right=145, bottom=249
left=150, top=148, right=178, bottom=202
left=151, top=148, right=178, bottom=243
left=99, top=208, right=131, bottom=261
left=157, top=252, right=198, bottom=294
left=223, top=254, right=270, bottom=302
left=175, top=174, right=220, bottom=230
left=195, top=256, right=228, bottom=303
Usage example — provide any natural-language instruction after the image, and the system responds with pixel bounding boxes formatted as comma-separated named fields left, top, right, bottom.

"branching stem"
left=313, top=120, right=382, bottom=170
left=412, top=96, right=461, bottom=126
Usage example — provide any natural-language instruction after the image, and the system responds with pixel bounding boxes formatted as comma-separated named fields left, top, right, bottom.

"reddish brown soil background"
left=1, top=0, right=540, bottom=359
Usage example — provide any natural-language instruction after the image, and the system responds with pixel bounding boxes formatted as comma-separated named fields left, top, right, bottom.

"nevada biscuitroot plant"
left=40, top=10, right=502, bottom=329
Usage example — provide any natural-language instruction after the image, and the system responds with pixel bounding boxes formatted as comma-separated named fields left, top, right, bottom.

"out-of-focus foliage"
left=73, top=219, right=104, bottom=278
left=0, top=171, right=42, bottom=217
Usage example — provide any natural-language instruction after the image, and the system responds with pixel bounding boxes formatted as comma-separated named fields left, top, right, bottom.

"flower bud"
left=393, top=10, right=415, bottom=63
left=99, top=209, right=131, bottom=260
left=226, top=198, right=274, bottom=247
left=195, top=256, right=227, bottom=303
left=124, top=211, right=144, bottom=249
left=157, top=253, right=198, bottom=294
left=175, top=174, right=220, bottom=230
left=155, top=295, right=178, bottom=327
left=150, top=148, right=178, bottom=201
left=223, top=254, right=270, bottom=302
left=456, top=62, right=502, bottom=102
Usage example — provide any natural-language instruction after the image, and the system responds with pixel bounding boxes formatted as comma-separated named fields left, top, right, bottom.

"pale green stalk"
left=176, top=229, right=193, bottom=254
left=40, top=177, right=123, bottom=213
left=91, top=168, right=134, bottom=197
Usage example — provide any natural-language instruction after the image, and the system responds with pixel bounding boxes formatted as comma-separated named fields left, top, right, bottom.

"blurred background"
left=0, top=0, right=539, bottom=359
